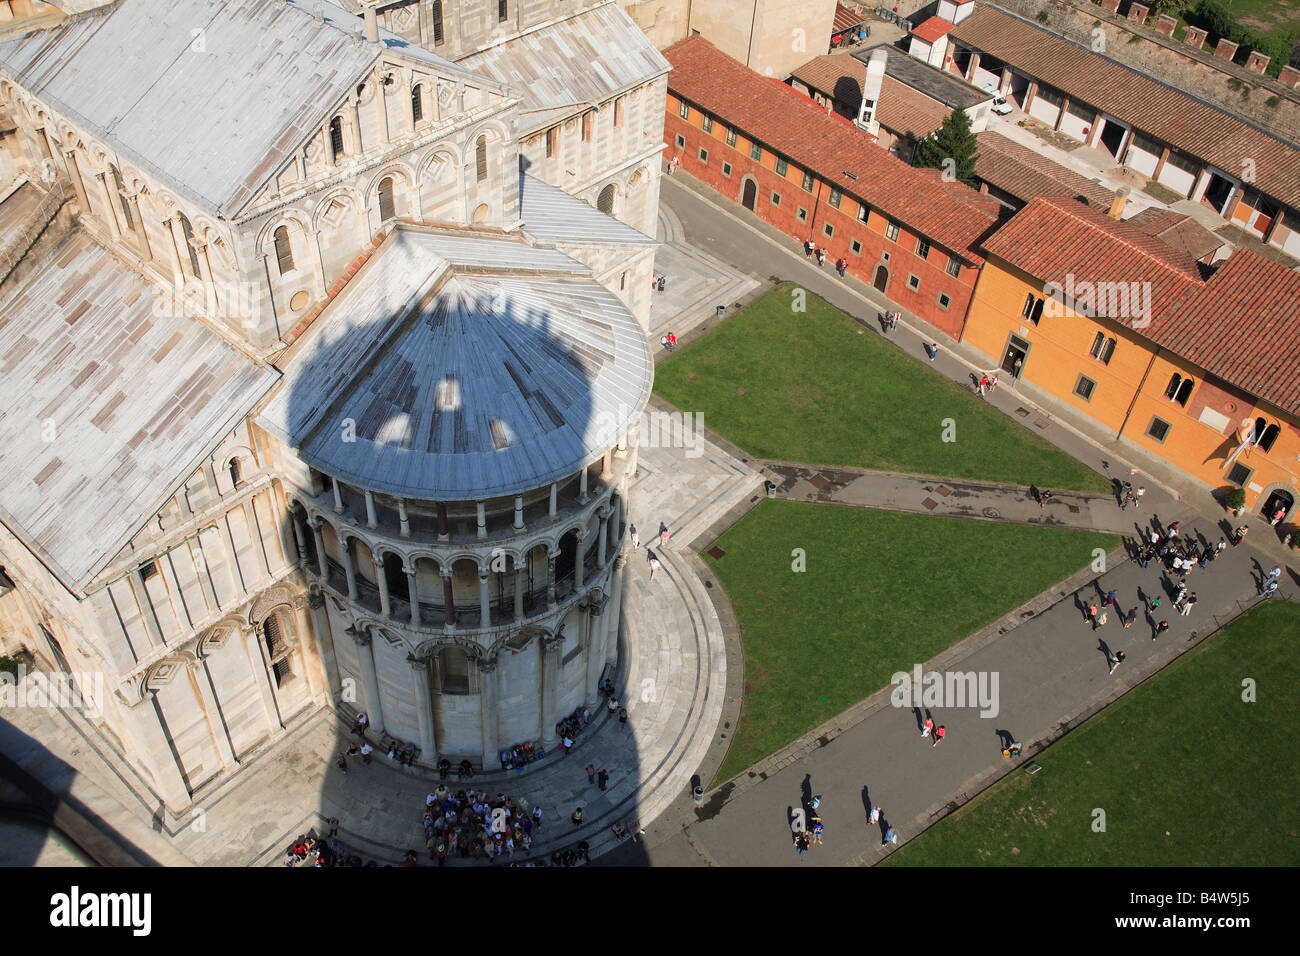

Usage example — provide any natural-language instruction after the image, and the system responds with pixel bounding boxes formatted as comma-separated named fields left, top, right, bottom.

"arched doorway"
left=741, top=178, right=757, bottom=210
left=873, top=264, right=889, bottom=293
left=597, top=184, right=616, bottom=215
left=1260, top=487, right=1294, bottom=524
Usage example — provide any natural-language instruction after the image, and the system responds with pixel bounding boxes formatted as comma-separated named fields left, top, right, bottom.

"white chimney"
left=856, top=49, right=888, bottom=137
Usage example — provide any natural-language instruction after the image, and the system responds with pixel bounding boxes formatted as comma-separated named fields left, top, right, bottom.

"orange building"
left=962, top=196, right=1300, bottom=524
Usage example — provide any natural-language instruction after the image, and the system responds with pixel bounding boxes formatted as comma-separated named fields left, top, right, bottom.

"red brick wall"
left=664, top=95, right=979, bottom=340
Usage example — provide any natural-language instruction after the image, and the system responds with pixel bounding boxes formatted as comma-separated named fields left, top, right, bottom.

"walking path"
left=760, top=460, right=1137, bottom=534
left=594, top=170, right=1296, bottom=866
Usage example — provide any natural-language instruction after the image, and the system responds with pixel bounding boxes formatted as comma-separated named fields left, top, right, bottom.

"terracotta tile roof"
left=984, top=197, right=1300, bottom=414
left=789, top=56, right=949, bottom=140
left=950, top=6, right=1300, bottom=210
left=1159, top=250, right=1300, bottom=415
left=975, top=131, right=1115, bottom=208
left=911, top=16, right=955, bottom=45
left=833, top=3, right=864, bottom=33
left=667, top=36, right=1000, bottom=261
left=981, top=196, right=1201, bottom=331
left=1127, top=207, right=1224, bottom=263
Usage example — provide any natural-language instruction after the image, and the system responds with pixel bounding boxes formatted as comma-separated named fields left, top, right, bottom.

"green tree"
left=914, top=105, right=980, bottom=189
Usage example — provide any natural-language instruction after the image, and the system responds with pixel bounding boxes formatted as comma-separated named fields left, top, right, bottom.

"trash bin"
left=716, top=305, right=726, bottom=317
left=764, top=479, right=778, bottom=498
left=691, top=774, right=704, bottom=804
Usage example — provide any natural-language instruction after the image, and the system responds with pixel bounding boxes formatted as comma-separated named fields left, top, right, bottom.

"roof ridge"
left=1038, top=196, right=1200, bottom=280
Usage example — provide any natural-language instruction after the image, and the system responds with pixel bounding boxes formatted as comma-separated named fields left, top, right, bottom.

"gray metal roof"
left=457, top=2, right=669, bottom=132
left=0, top=234, right=278, bottom=591
left=519, top=173, right=655, bottom=246
left=258, top=228, right=652, bottom=501
left=851, top=43, right=989, bottom=110
left=0, top=0, right=473, bottom=217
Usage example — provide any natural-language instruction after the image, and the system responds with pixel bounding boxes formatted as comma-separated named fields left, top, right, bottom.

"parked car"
left=989, top=90, right=1014, bottom=115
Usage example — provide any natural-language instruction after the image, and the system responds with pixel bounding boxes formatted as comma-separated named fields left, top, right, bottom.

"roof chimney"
left=1108, top=186, right=1130, bottom=220
left=855, top=48, right=888, bottom=137
left=362, top=1, right=380, bottom=44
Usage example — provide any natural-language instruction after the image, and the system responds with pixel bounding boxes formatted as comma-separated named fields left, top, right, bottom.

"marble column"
left=372, top=551, right=392, bottom=618
left=309, top=517, right=327, bottom=578
left=350, top=97, right=364, bottom=155
left=126, top=193, right=151, bottom=262
left=347, top=625, right=386, bottom=735
left=478, top=655, right=500, bottom=769
left=291, top=514, right=309, bottom=565
left=539, top=634, right=563, bottom=749
left=441, top=568, right=455, bottom=632
left=476, top=501, right=487, bottom=538
left=604, top=555, right=626, bottom=668
left=61, top=148, right=90, bottom=211
left=478, top=571, right=491, bottom=628
left=95, top=172, right=122, bottom=240
left=546, top=548, right=558, bottom=609
left=585, top=594, right=608, bottom=707
left=574, top=530, right=586, bottom=589
left=364, top=490, right=378, bottom=529
left=292, top=599, right=329, bottom=705
left=398, top=499, right=411, bottom=537
left=331, top=479, right=345, bottom=514
left=601, top=449, right=613, bottom=480
left=513, top=564, right=525, bottom=620
left=597, top=511, right=609, bottom=567
left=406, top=565, right=420, bottom=625
left=374, top=68, right=390, bottom=144
left=409, top=654, right=437, bottom=763
left=578, top=465, right=589, bottom=504
left=548, top=482, right=557, bottom=518
left=341, top=540, right=358, bottom=600
left=514, top=495, right=524, bottom=530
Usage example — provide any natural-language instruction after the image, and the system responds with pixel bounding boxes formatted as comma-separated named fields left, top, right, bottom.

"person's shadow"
left=860, top=786, right=872, bottom=823
left=912, top=706, right=925, bottom=733
left=1073, top=592, right=1088, bottom=620
left=800, top=774, right=813, bottom=820
left=1097, top=638, right=1116, bottom=669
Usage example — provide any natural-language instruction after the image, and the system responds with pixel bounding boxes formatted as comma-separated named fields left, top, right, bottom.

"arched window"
left=263, top=612, right=295, bottom=688
left=431, top=0, right=444, bottom=45
left=1164, top=373, right=1182, bottom=400
left=329, top=116, right=344, bottom=159
left=228, top=457, right=242, bottom=489
left=378, top=176, right=395, bottom=221
left=411, top=84, right=423, bottom=123
left=273, top=225, right=294, bottom=274
left=109, top=165, right=133, bottom=231
left=1174, top=377, right=1194, bottom=406
left=1253, top=418, right=1280, bottom=453
left=177, top=214, right=201, bottom=279
left=475, top=136, right=488, bottom=182
left=1089, top=333, right=1115, bottom=365
left=597, top=183, right=616, bottom=214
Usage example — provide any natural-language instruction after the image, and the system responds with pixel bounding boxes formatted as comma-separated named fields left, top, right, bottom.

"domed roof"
left=259, top=229, right=652, bottom=500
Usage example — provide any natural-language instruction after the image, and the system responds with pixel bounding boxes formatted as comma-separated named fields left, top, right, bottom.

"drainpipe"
left=1117, top=346, right=1158, bottom=441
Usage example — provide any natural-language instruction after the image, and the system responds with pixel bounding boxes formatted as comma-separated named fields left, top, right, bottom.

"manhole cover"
left=1068, top=504, right=1080, bottom=513
left=983, top=507, right=1000, bottom=518
left=1015, top=407, right=1030, bottom=417
left=809, top=473, right=831, bottom=490
left=707, top=546, right=726, bottom=559
left=1034, top=419, right=1048, bottom=429
left=921, top=497, right=939, bottom=510
left=935, top=485, right=951, bottom=496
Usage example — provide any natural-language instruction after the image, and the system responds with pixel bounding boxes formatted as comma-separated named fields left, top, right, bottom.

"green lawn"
left=707, top=500, right=1119, bottom=784
left=655, top=284, right=1111, bottom=494
left=884, top=600, right=1300, bottom=866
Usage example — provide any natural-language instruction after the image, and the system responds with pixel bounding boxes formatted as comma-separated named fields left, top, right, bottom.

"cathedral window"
left=273, top=226, right=294, bottom=274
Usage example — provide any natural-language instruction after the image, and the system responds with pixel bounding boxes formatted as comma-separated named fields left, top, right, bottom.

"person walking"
left=1259, top=579, right=1279, bottom=599
left=1154, top=620, right=1170, bottom=640
left=1180, top=592, right=1197, bottom=616
left=1095, top=609, right=1108, bottom=630
left=562, top=734, right=573, bottom=756
left=1232, top=525, right=1249, bottom=546
left=1107, top=649, right=1126, bottom=674
left=925, top=342, right=938, bottom=361
left=630, top=524, right=639, bottom=550
left=648, top=555, right=661, bottom=580
left=868, top=805, right=881, bottom=828
left=668, top=155, right=679, bottom=175
left=597, top=768, right=609, bottom=792
left=1086, top=603, right=1098, bottom=626
left=585, top=764, right=597, bottom=785
left=1134, top=486, right=1145, bottom=509
left=1149, top=594, right=1161, bottom=612
left=815, top=248, right=826, bottom=267
left=804, top=239, right=815, bottom=258
left=659, top=522, right=670, bottom=548
left=932, top=725, right=946, bottom=748
left=359, top=742, right=373, bottom=765
left=921, top=717, right=933, bottom=738
left=1271, top=507, right=1286, bottom=526
left=1266, top=566, right=1282, bottom=582
left=883, top=826, right=898, bottom=846
left=836, top=257, right=847, bottom=277
left=336, top=751, right=349, bottom=775
left=1105, top=589, right=1117, bottom=607
left=618, top=706, right=628, bottom=727
left=1124, top=607, right=1137, bottom=629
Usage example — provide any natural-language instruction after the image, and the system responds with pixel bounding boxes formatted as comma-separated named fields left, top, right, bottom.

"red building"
left=663, top=36, right=1002, bottom=338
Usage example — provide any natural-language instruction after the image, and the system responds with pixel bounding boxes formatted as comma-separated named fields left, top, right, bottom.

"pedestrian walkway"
left=761, top=460, right=1142, bottom=535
